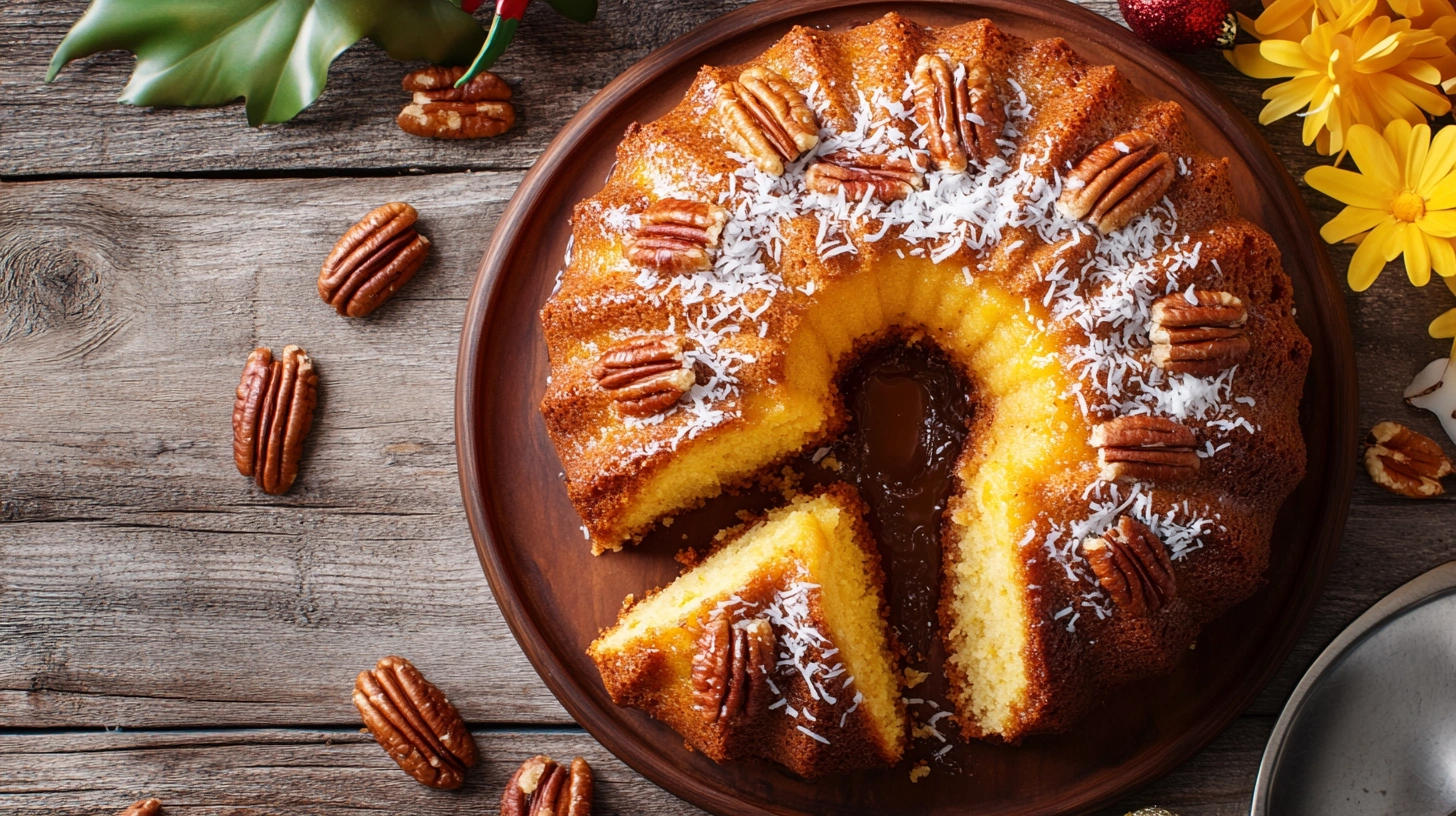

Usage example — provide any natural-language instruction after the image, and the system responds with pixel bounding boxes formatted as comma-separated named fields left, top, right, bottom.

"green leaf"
left=47, top=0, right=487, bottom=126
left=458, top=15, right=520, bottom=86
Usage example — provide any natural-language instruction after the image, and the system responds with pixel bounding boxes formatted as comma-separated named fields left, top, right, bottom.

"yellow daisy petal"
left=1427, top=232, right=1456, bottom=276
left=1430, top=306, right=1456, bottom=337
left=1347, top=124, right=1401, bottom=184
left=1261, top=75, right=1324, bottom=123
left=1425, top=173, right=1456, bottom=210
left=1405, top=123, right=1432, bottom=187
left=1404, top=222, right=1433, bottom=285
left=1256, top=0, right=1315, bottom=35
left=1349, top=219, right=1401, bottom=290
left=1417, top=125, right=1456, bottom=195
left=1419, top=209, right=1456, bottom=237
left=1262, top=39, right=1320, bottom=68
left=1306, top=165, right=1396, bottom=208
left=1226, top=44, right=1296, bottom=79
left=1322, top=206, right=1393, bottom=242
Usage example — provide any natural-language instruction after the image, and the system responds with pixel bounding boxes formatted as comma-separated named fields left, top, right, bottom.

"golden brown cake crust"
left=589, top=484, right=904, bottom=778
left=555, top=12, right=1310, bottom=749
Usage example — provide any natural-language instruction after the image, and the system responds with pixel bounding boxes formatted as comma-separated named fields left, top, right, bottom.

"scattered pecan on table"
left=397, top=66, right=515, bottom=140
left=318, top=202, right=430, bottom=317
left=1364, top=421, right=1453, bottom=498
left=501, top=754, right=593, bottom=816
left=232, top=345, right=318, bottom=495
left=117, top=799, right=162, bottom=816
left=353, top=656, right=478, bottom=789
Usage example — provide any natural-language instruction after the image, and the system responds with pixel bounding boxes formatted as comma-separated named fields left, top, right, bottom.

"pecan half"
left=592, top=335, right=696, bottom=417
left=501, top=755, right=593, bottom=816
left=716, top=67, right=819, bottom=175
left=691, top=616, right=774, bottom=726
left=805, top=151, right=925, bottom=202
left=232, top=345, right=318, bottom=495
left=1057, top=131, right=1176, bottom=233
left=1149, top=289, right=1250, bottom=376
left=318, top=202, right=431, bottom=317
left=624, top=198, right=729, bottom=273
left=1083, top=516, right=1176, bottom=616
left=397, top=66, right=515, bottom=139
left=911, top=54, right=1003, bottom=172
left=354, top=656, right=478, bottom=790
left=1364, top=421, right=1454, bottom=497
left=1091, top=415, right=1200, bottom=482
left=118, top=799, right=162, bottom=816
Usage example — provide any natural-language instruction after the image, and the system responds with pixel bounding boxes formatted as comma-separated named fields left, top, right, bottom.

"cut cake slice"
left=587, top=484, right=905, bottom=778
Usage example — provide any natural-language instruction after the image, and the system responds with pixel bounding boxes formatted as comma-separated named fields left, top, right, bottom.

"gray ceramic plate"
left=1252, top=562, right=1456, bottom=816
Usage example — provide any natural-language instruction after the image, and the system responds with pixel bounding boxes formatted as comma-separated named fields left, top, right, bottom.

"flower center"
left=1392, top=191, right=1426, bottom=223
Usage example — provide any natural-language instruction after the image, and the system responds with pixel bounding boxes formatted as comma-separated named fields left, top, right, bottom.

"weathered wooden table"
left=2, top=1, right=1450, bottom=813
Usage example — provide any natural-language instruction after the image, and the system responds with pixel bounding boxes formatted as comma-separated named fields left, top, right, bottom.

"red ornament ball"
left=1119, top=0, right=1239, bottom=51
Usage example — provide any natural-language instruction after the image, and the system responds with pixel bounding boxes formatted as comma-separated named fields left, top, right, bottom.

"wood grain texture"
left=0, top=174, right=576, bottom=728
left=0, top=720, right=1276, bottom=815
left=3, top=0, right=1456, bottom=813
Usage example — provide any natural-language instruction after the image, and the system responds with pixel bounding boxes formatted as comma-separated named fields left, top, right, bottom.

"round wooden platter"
left=455, top=0, right=1358, bottom=813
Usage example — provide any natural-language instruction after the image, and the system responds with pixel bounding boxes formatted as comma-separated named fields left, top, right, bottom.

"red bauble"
left=1119, top=0, right=1239, bottom=51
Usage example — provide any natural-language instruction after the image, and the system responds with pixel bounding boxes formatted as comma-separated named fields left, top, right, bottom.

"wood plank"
left=3, top=0, right=1135, bottom=178
left=1, top=0, right=758, bottom=177
left=0, top=173, right=578, bottom=727
left=0, top=721, right=1270, bottom=815
left=0, top=728, right=709, bottom=815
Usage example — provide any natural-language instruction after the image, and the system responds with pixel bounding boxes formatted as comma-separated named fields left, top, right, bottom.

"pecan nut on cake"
left=545, top=13, right=1310, bottom=766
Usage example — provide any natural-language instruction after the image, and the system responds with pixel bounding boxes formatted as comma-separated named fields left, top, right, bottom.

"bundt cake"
left=545, top=13, right=1310, bottom=747
left=588, top=485, right=905, bottom=777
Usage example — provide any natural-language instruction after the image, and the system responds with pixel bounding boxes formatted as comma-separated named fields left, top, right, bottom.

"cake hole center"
left=832, top=339, right=974, bottom=669
left=861, top=370, right=928, bottom=479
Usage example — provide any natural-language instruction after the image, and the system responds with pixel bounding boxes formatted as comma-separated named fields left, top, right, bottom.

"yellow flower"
left=1429, top=276, right=1456, bottom=338
left=1305, top=121, right=1456, bottom=290
left=1227, top=1, right=1455, bottom=154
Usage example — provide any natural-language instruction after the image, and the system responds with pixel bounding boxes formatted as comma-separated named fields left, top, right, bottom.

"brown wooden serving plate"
left=455, top=0, right=1357, bottom=813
